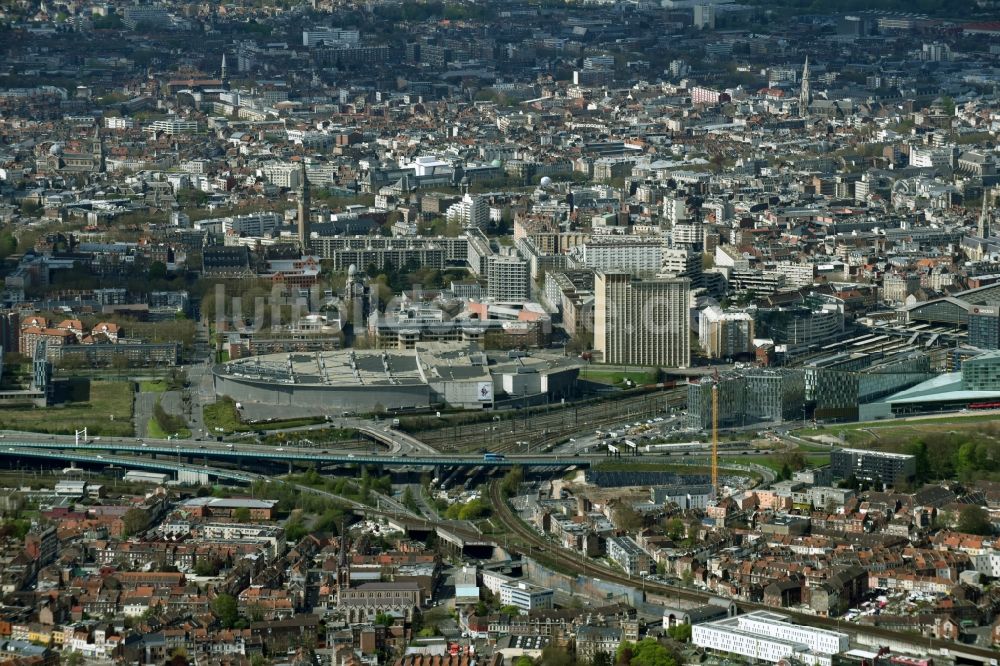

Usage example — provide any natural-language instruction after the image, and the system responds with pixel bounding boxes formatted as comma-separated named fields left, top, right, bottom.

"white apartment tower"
left=487, top=254, right=530, bottom=302
left=595, top=272, right=690, bottom=368
left=447, top=193, right=490, bottom=229
left=663, top=196, right=689, bottom=226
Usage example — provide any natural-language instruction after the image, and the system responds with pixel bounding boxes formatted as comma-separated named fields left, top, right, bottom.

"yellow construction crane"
left=711, top=369, right=719, bottom=498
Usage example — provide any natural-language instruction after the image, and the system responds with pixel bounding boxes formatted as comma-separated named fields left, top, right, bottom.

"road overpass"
left=0, top=439, right=592, bottom=468
left=0, top=447, right=259, bottom=483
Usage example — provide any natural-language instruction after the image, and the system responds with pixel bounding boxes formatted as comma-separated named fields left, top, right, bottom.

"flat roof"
left=219, top=349, right=427, bottom=387
left=837, top=448, right=914, bottom=459
left=182, top=497, right=278, bottom=509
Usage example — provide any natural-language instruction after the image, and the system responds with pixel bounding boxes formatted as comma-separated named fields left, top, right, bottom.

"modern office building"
left=968, top=306, right=1000, bottom=349
left=574, top=236, right=667, bottom=275
left=446, top=193, right=490, bottom=229
left=486, top=253, right=530, bottom=303
left=830, top=448, right=916, bottom=486
left=0, top=310, right=19, bottom=354
left=594, top=272, right=690, bottom=368
left=58, top=343, right=180, bottom=367
left=310, top=238, right=450, bottom=271
left=963, top=348, right=1000, bottom=390
left=687, top=369, right=805, bottom=429
left=806, top=351, right=934, bottom=421
left=660, top=248, right=703, bottom=287
left=498, top=581, right=554, bottom=612
left=753, top=303, right=844, bottom=350
left=687, top=374, right=746, bottom=430
left=744, top=368, right=808, bottom=423
left=606, top=536, right=652, bottom=576
left=146, top=119, right=199, bottom=136
left=302, top=27, right=360, bottom=47
left=881, top=349, right=1000, bottom=416
left=693, top=611, right=849, bottom=666
left=543, top=270, right=595, bottom=339
left=650, top=484, right=714, bottom=509
left=218, top=212, right=283, bottom=237
left=261, top=162, right=303, bottom=189
left=297, top=162, right=311, bottom=250
left=123, top=6, right=170, bottom=29
left=699, top=305, right=754, bottom=359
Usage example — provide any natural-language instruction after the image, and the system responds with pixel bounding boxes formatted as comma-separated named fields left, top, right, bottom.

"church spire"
left=92, top=124, right=104, bottom=173
left=799, top=55, right=812, bottom=118
left=800, top=56, right=811, bottom=117
left=220, top=53, right=229, bottom=90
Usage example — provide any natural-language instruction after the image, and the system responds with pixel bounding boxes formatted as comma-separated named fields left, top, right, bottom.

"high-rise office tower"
left=298, top=162, right=311, bottom=252
left=594, top=272, right=690, bottom=367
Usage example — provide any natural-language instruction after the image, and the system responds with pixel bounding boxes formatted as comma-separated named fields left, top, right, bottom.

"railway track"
left=418, top=390, right=686, bottom=454
left=487, top=480, right=1000, bottom=663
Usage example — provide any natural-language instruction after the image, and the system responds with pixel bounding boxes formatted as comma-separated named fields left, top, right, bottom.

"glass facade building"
left=968, top=306, right=1000, bottom=350
left=686, top=369, right=806, bottom=429
left=807, top=351, right=933, bottom=421
left=963, top=349, right=1000, bottom=391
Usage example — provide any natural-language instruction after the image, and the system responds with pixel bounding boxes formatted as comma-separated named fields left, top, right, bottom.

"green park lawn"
left=0, top=380, right=134, bottom=436
left=579, top=368, right=656, bottom=386
left=139, top=380, right=168, bottom=393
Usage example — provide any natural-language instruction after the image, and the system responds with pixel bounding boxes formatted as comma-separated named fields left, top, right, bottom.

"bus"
left=483, top=453, right=506, bottom=462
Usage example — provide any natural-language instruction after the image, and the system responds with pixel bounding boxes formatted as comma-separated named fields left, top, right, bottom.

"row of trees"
left=511, top=637, right=681, bottom=666
left=153, top=400, right=188, bottom=437
left=898, top=435, right=1000, bottom=483
left=444, top=497, right=491, bottom=520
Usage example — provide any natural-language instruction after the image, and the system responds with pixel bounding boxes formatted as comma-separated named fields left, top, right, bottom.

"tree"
left=0, top=519, right=32, bottom=539
left=149, top=261, right=168, bottom=281
left=121, top=508, right=149, bottom=537
left=0, top=233, right=16, bottom=259
left=613, top=504, right=645, bottom=531
left=212, top=593, right=239, bottom=628
left=616, top=642, right=634, bottom=666
left=566, top=332, right=593, bottom=355
left=233, top=507, right=251, bottom=522
left=285, top=518, right=309, bottom=542
left=62, top=651, right=85, bottom=666
left=956, top=505, right=993, bottom=536
left=537, top=645, right=574, bottom=666
left=167, top=648, right=190, bottom=666
left=500, top=604, right=521, bottom=616
left=515, top=657, right=534, bottom=666
left=666, top=623, right=691, bottom=643
left=630, top=639, right=676, bottom=666
left=402, top=486, right=419, bottom=512
left=374, top=611, right=394, bottom=626
left=111, top=354, right=130, bottom=374
left=194, top=558, right=220, bottom=577
left=592, top=652, right=613, bottom=666
left=500, top=466, right=524, bottom=497
left=779, top=450, right=806, bottom=473
left=665, top=518, right=685, bottom=541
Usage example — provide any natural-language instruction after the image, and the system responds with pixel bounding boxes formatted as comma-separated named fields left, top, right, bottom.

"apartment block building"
left=594, top=272, right=690, bottom=367
left=606, top=536, right=652, bottom=576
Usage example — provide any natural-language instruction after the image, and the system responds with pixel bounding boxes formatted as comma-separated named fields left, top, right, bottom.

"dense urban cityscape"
left=1, top=0, right=1000, bottom=665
